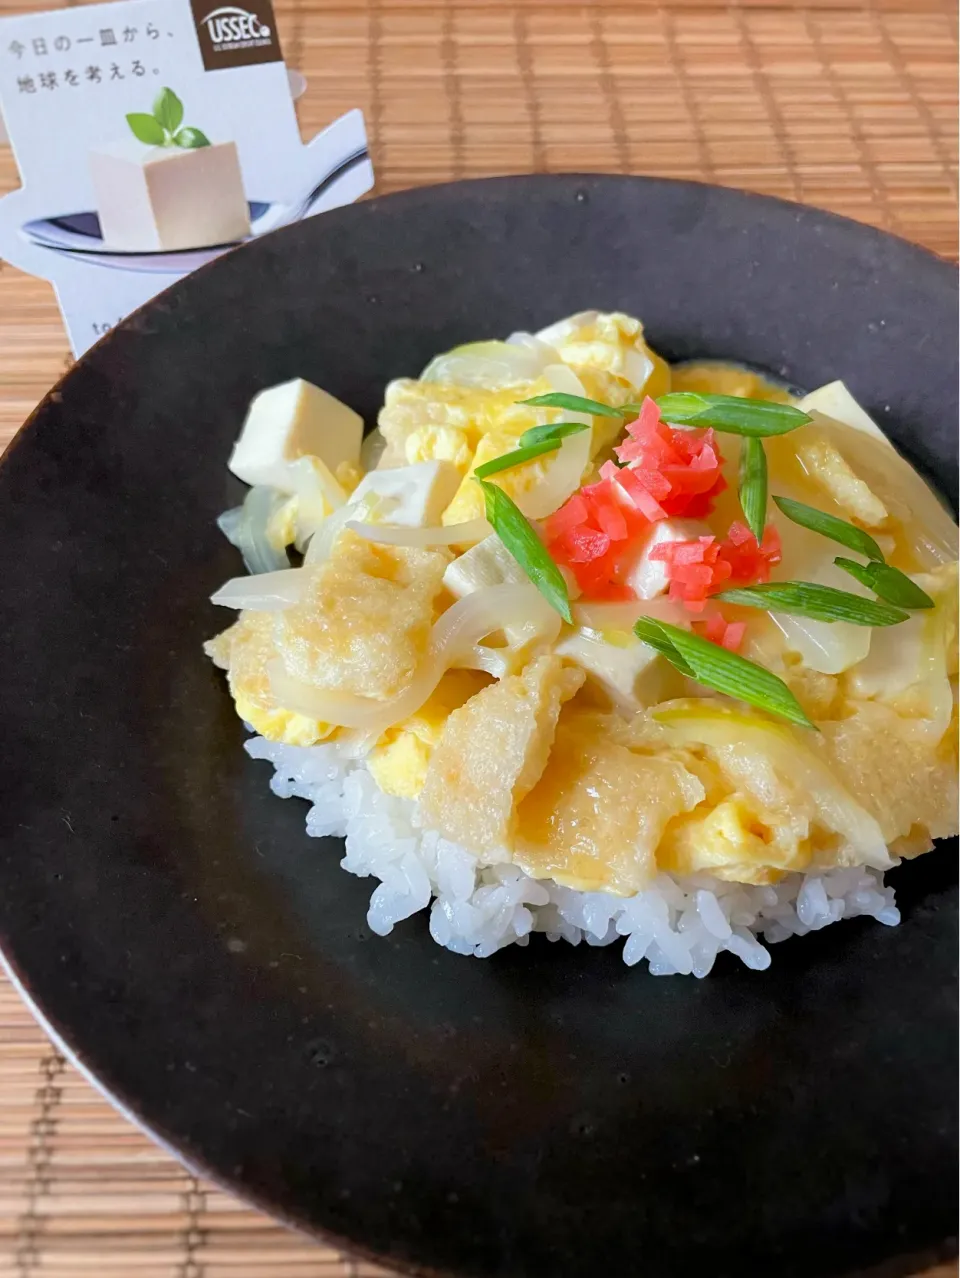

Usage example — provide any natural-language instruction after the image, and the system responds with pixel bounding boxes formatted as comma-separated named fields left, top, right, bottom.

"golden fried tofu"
left=367, top=669, right=492, bottom=799
left=274, top=530, right=449, bottom=700
left=515, top=711, right=705, bottom=893
left=417, top=655, right=583, bottom=857
left=817, top=701, right=958, bottom=851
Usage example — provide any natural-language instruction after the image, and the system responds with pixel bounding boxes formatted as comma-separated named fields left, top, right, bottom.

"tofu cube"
left=622, top=519, right=710, bottom=600
left=442, top=534, right=529, bottom=598
left=89, top=138, right=251, bottom=252
left=799, top=381, right=889, bottom=444
left=443, top=535, right=530, bottom=643
left=350, top=461, right=461, bottom=527
left=554, top=628, right=666, bottom=712
left=229, top=379, right=363, bottom=492
left=443, top=535, right=549, bottom=671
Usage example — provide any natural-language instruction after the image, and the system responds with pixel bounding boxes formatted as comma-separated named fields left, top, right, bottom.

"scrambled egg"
left=205, top=612, right=335, bottom=746
left=538, top=310, right=671, bottom=399
left=404, top=424, right=474, bottom=475
left=378, top=381, right=526, bottom=465
left=386, top=315, right=670, bottom=526
left=368, top=669, right=491, bottom=799
left=208, top=321, right=959, bottom=894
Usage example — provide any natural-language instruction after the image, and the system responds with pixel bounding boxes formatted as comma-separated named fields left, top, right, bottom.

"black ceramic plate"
left=0, top=176, right=956, bottom=1278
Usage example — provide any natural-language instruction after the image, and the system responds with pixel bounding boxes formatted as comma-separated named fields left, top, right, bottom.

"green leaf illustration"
left=126, top=112, right=166, bottom=146
left=174, top=128, right=212, bottom=149
left=152, top=87, right=183, bottom=134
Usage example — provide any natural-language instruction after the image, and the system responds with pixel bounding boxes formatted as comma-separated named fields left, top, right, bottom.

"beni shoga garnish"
left=468, top=387, right=934, bottom=727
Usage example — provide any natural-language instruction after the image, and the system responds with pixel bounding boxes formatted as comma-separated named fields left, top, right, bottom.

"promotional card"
left=0, top=0, right=373, bottom=354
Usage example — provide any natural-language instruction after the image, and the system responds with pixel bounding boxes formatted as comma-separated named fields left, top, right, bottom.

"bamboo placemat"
left=0, top=1, right=957, bottom=1274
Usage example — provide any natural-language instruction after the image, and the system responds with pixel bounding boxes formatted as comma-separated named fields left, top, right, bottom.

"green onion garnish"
left=833, top=558, right=935, bottom=609
left=518, top=392, right=624, bottom=419
left=633, top=617, right=814, bottom=729
left=476, top=479, right=571, bottom=622
left=716, top=582, right=909, bottom=626
left=738, top=438, right=768, bottom=544
left=518, top=420, right=591, bottom=449
left=772, top=496, right=885, bottom=562
left=655, top=393, right=811, bottom=437
left=474, top=440, right=561, bottom=479
left=631, top=617, right=696, bottom=677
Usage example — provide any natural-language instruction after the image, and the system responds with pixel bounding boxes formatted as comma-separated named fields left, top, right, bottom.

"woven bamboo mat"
left=0, top=0, right=957, bottom=1274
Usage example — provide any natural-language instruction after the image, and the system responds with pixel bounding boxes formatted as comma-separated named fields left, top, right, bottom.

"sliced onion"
left=303, top=492, right=386, bottom=566
left=360, top=429, right=387, bottom=472
left=622, top=346, right=654, bottom=393
left=506, top=331, right=563, bottom=363
left=454, top=645, right=513, bottom=679
left=799, top=383, right=890, bottom=445
left=515, top=428, right=592, bottom=521
left=848, top=565, right=956, bottom=738
left=535, top=311, right=598, bottom=346
left=542, top=363, right=594, bottom=424
left=211, top=567, right=308, bottom=611
left=769, top=506, right=873, bottom=674
left=453, top=591, right=562, bottom=678
left=267, top=583, right=545, bottom=734
left=511, top=364, right=594, bottom=521
left=286, top=456, right=346, bottom=549
left=289, top=457, right=347, bottom=553
left=810, top=416, right=958, bottom=566
left=420, top=340, right=557, bottom=390
left=573, top=598, right=688, bottom=632
left=232, top=486, right=288, bottom=575
left=303, top=502, right=355, bottom=566
left=217, top=506, right=244, bottom=548
left=346, top=517, right=491, bottom=548
left=655, top=701, right=891, bottom=869
left=768, top=559, right=873, bottom=676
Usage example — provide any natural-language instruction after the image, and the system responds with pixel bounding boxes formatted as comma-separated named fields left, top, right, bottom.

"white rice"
left=246, top=735, right=901, bottom=978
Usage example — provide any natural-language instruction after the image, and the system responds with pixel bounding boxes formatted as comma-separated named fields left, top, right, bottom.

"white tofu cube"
left=622, top=519, right=711, bottom=600
left=799, top=381, right=889, bottom=445
left=443, top=535, right=538, bottom=661
left=350, top=461, right=461, bottom=527
left=229, top=379, right=363, bottom=492
left=554, top=628, right=666, bottom=712
left=442, top=535, right=528, bottom=598
left=89, top=138, right=251, bottom=252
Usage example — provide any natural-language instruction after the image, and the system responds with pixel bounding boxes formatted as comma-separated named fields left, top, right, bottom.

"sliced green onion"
left=834, top=558, right=935, bottom=609
left=476, top=478, right=571, bottom=622
left=772, top=496, right=885, bottom=562
left=474, top=440, right=561, bottom=479
left=632, top=617, right=697, bottom=678
left=518, top=420, right=591, bottom=449
left=518, top=391, right=624, bottom=419
left=738, top=438, right=768, bottom=544
left=655, top=393, right=811, bottom=437
left=633, top=617, right=814, bottom=729
left=716, top=582, right=909, bottom=626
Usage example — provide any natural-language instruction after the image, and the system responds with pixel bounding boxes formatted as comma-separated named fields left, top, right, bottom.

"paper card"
left=0, top=0, right=373, bottom=355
